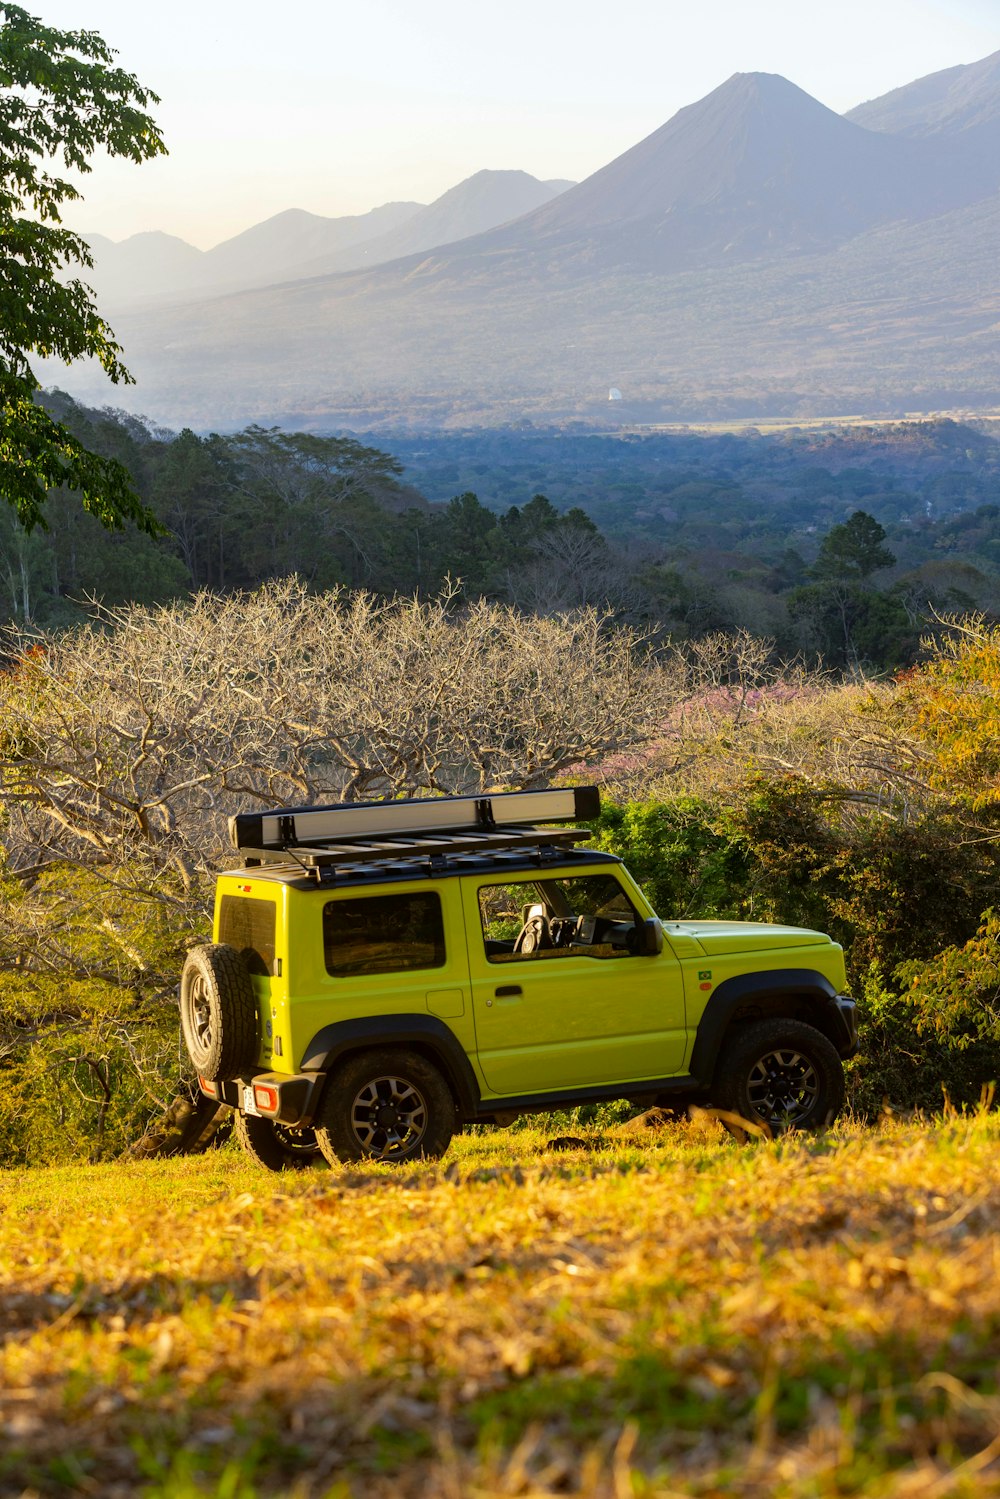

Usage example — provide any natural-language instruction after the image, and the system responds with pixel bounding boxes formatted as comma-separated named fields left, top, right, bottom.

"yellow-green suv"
left=180, top=788, right=857, bottom=1170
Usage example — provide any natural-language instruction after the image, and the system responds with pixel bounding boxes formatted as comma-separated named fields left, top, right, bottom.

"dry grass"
left=3, top=1116, right=1000, bottom=1497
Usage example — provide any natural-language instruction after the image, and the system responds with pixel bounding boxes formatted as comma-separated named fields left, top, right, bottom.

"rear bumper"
left=199, top=1071, right=325, bottom=1127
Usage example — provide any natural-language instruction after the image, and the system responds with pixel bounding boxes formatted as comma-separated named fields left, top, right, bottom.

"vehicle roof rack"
left=230, top=785, right=600, bottom=852
left=229, top=787, right=600, bottom=880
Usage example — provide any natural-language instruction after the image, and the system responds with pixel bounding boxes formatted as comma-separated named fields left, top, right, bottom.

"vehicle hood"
left=665, top=920, right=836, bottom=956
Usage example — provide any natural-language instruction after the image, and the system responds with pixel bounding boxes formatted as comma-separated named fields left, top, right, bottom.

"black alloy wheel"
left=711, top=1018, right=845, bottom=1133
left=315, top=1048, right=456, bottom=1165
left=745, top=1045, right=820, bottom=1127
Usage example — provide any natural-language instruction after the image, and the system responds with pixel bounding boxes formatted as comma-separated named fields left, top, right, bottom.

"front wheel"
left=315, top=1048, right=456, bottom=1165
left=711, top=1019, right=845, bottom=1133
left=233, top=1111, right=323, bottom=1171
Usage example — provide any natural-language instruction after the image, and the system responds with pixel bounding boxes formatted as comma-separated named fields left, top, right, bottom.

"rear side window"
left=324, top=891, right=446, bottom=977
left=218, top=894, right=277, bottom=976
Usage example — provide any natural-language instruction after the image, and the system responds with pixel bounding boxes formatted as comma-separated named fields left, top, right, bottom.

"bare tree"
left=0, top=579, right=680, bottom=899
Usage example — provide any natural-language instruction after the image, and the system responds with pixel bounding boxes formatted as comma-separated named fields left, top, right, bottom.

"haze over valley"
left=53, top=50, right=1000, bottom=431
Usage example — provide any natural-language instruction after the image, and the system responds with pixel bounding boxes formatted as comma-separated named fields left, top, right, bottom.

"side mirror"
left=639, top=917, right=664, bottom=956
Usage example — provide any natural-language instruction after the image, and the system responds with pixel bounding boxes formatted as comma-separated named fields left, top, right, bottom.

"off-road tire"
left=711, top=1018, right=845, bottom=1133
left=179, top=944, right=258, bottom=1082
left=315, top=1047, right=456, bottom=1165
left=233, top=1111, right=322, bottom=1171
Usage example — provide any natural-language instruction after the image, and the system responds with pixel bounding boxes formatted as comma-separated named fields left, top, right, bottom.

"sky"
left=34, top=0, right=1000, bottom=250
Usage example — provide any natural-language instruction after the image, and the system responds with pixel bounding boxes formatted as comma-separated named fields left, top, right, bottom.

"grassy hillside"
left=4, top=1117, right=1000, bottom=1496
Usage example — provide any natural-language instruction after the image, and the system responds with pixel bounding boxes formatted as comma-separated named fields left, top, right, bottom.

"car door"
left=460, top=869, right=687, bottom=1096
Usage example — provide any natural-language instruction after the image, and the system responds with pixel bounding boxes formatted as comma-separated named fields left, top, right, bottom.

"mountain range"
left=53, top=49, right=1000, bottom=430
left=82, top=171, right=573, bottom=306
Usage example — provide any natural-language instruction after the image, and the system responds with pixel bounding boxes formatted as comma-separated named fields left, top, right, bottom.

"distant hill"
left=199, top=203, right=424, bottom=293
left=82, top=172, right=573, bottom=308
left=81, top=230, right=206, bottom=303
left=51, top=58, right=1000, bottom=430
left=82, top=202, right=424, bottom=307
left=847, top=49, right=1000, bottom=141
left=284, top=170, right=575, bottom=278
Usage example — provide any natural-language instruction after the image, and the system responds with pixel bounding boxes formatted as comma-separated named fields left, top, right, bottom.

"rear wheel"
left=233, top=1111, right=322, bottom=1171
left=315, top=1048, right=456, bottom=1165
left=711, top=1018, right=844, bottom=1133
left=179, top=944, right=258, bottom=1081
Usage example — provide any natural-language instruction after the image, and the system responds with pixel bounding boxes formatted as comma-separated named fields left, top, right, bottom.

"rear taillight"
left=253, top=1083, right=279, bottom=1112
left=199, top=1077, right=217, bottom=1097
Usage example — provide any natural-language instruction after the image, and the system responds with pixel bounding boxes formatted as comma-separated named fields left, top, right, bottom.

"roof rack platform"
left=230, top=785, right=600, bottom=853
left=240, top=824, right=594, bottom=875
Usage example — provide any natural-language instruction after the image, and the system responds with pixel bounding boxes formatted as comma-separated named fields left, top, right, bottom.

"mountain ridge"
left=847, top=49, right=1000, bottom=137
left=83, top=171, right=575, bottom=309
left=283, top=170, right=574, bottom=278
left=422, top=71, right=1000, bottom=274
left=51, top=55, right=1000, bottom=430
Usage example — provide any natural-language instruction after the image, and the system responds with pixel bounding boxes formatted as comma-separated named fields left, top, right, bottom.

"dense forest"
left=6, top=394, right=1000, bottom=672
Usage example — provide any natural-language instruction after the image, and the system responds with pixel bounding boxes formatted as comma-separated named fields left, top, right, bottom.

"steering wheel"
left=514, top=909, right=553, bottom=954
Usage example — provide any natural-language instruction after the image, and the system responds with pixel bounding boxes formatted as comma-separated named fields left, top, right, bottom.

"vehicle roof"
left=216, top=844, right=623, bottom=893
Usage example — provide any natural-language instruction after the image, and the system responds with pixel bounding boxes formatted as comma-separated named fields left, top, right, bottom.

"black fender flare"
left=300, top=1013, right=481, bottom=1117
left=688, top=969, right=850, bottom=1085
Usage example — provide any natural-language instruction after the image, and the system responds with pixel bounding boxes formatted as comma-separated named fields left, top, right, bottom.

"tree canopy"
left=812, top=510, right=896, bottom=581
left=0, top=4, right=165, bottom=530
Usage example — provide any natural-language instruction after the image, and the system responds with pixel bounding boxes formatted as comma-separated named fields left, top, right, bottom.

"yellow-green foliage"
left=3, top=1119, right=1000, bottom=1497
left=0, top=859, right=203, bottom=1164
left=0, top=972, right=184, bottom=1166
left=894, top=617, right=1000, bottom=809
left=899, top=908, right=1000, bottom=1048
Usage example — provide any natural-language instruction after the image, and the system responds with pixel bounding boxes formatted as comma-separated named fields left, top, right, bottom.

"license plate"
left=241, top=1084, right=260, bottom=1116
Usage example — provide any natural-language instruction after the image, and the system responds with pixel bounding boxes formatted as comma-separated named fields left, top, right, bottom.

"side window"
left=478, top=874, right=640, bottom=962
left=218, top=894, right=277, bottom=976
left=323, top=891, right=446, bottom=977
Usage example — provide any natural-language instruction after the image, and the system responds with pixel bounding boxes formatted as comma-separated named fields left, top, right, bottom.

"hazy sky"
left=36, top=0, right=1000, bottom=249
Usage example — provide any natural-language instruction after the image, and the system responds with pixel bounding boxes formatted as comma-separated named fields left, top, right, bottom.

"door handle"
left=495, top=984, right=523, bottom=997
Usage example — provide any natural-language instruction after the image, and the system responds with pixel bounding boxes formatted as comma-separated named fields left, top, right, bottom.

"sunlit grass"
left=4, top=1116, right=1000, bottom=1496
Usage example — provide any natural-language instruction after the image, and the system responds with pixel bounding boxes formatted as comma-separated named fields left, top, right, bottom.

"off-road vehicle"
left=180, top=787, right=857, bottom=1169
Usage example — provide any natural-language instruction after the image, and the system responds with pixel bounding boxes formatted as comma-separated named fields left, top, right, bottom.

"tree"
left=812, top=511, right=895, bottom=582
left=0, top=581, right=682, bottom=1158
left=0, top=5, right=165, bottom=530
left=0, top=578, right=679, bottom=896
left=788, top=510, right=908, bottom=669
left=214, top=426, right=407, bottom=588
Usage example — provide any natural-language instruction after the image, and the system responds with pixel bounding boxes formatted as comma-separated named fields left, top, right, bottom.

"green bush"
left=591, top=798, right=749, bottom=919
left=595, top=789, right=1000, bottom=1115
left=0, top=971, right=186, bottom=1166
left=845, top=962, right=1000, bottom=1117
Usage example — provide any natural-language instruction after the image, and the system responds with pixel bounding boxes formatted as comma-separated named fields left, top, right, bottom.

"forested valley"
left=3, top=394, right=1000, bottom=1163
left=7, top=393, right=1000, bottom=672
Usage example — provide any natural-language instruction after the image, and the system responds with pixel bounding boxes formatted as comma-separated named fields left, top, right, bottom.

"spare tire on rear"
left=180, top=943, right=258, bottom=1081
